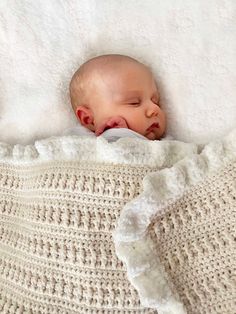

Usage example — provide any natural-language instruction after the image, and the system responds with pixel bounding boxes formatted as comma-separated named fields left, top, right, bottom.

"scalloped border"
left=0, top=135, right=198, bottom=168
left=113, top=128, right=236, bottom=314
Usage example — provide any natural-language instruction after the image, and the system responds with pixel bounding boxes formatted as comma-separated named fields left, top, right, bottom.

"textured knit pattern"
left=0, top=161, right=156, bottom=314
left=114, top=128, right=236, bottom=314
left=151, top=162, right=236, bottom=313
left=1, top=130, right=236, bottom=314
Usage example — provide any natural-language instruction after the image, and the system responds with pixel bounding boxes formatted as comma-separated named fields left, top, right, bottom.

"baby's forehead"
left=77, top=56, right=157, bottom=98
left=82, top=56, right=150, bottom=78
left=94, top=61, right=154, bottom=84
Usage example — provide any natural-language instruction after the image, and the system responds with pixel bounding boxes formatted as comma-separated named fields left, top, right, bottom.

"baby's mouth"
left=146, top=122, right=159, bottom=132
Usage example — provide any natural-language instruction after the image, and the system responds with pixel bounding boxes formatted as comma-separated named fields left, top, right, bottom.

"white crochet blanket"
left=114, top=128, right=236, bottom=314
left=0, top=129, right=235, bottom=313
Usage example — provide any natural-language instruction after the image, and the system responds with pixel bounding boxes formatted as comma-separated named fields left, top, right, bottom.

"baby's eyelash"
left=129, top=102, right=140, bottom=105
left=127, top=99, right=141, bottom=106
left=127, top=98, right=160, bottom=106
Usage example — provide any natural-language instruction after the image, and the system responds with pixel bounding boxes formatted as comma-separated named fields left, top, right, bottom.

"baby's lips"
left=147, top=122, right=160, bottom=132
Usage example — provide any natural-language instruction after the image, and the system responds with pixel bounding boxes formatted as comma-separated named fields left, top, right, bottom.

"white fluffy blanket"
left=0, top=0, right=236, bottom=144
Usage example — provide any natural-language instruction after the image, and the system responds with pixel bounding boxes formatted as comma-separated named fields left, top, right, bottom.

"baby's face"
left=85, top=61, right=166, bottom=140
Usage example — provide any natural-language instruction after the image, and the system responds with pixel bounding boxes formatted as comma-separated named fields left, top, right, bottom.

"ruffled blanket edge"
left=113, top=127, right=236, bottom=314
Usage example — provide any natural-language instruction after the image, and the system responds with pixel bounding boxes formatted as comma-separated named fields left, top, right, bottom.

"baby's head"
left=69, top=54, right=166, bottom=140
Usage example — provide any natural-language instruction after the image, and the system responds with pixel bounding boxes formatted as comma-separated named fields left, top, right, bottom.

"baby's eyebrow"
left=114, top=90, right=159, bottom=101
left=114, top=91, right=140, bottom=101
left=116, top=91, right=140, bottom=97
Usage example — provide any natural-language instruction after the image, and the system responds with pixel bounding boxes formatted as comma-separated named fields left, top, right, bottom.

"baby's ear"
left=76, top=106, right=94, bottom=130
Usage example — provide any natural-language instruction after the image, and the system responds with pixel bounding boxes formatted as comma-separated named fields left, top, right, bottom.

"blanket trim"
left=0, top=135, right=198, bottom=168
left=113, top=128, right=236, bottom=314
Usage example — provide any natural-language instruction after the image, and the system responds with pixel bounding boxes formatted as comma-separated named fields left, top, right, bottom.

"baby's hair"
left=69, top=54, right=144, bottom=112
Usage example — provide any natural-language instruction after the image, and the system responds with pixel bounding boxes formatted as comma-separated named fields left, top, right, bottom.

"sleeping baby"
left=66, top=54, right=166, bottom=142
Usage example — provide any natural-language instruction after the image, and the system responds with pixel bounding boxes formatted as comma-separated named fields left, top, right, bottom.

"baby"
left=69, top=54, right=166, bottom=141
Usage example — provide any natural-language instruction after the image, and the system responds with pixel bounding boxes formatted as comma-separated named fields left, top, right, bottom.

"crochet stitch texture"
left=0, top=130, right=235, bottom=313
left=151, top=162, right=236, bottom=313
left=114, top=129, right=236, bottom=314
left=0, top=161, right=156, bottom=313
left=0, top=136, right=197, bottom=313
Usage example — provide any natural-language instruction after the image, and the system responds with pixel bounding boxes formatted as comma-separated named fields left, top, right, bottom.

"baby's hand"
left=95, top=116, right=128, bottom=136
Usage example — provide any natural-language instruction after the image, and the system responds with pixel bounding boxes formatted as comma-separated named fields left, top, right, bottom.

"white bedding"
left=0, top=0, right=235, bottom=145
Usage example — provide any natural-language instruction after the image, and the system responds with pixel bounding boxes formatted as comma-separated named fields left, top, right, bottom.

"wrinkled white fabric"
left=63, top=125, right=147, bottom=142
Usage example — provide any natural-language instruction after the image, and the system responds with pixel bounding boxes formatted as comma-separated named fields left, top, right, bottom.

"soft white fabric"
left=63, top=125, right=148, bottom=142
left=63, top=125, right=175, bottom=142
left=0, top=0, right=236, bottom=145
left=0, top=133, right=197, bottom=167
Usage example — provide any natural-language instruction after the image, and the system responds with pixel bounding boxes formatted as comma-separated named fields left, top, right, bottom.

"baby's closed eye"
left=127, top=99, right=160, bottom=106
left=126, top=99, right=141, bottom=106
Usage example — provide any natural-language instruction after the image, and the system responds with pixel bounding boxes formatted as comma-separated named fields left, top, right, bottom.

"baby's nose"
left=146, top=102, right=159, bottom=117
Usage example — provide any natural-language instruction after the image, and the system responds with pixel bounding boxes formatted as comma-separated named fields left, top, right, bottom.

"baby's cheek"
left=161, top=111, right=166, bottom=128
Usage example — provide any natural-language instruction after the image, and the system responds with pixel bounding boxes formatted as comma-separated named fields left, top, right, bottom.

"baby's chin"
left=145, top=130, right=160, bottom=140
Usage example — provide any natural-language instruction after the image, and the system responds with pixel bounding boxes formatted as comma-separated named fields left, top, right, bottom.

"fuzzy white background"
left=0, top=0, right=235, bottom=145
